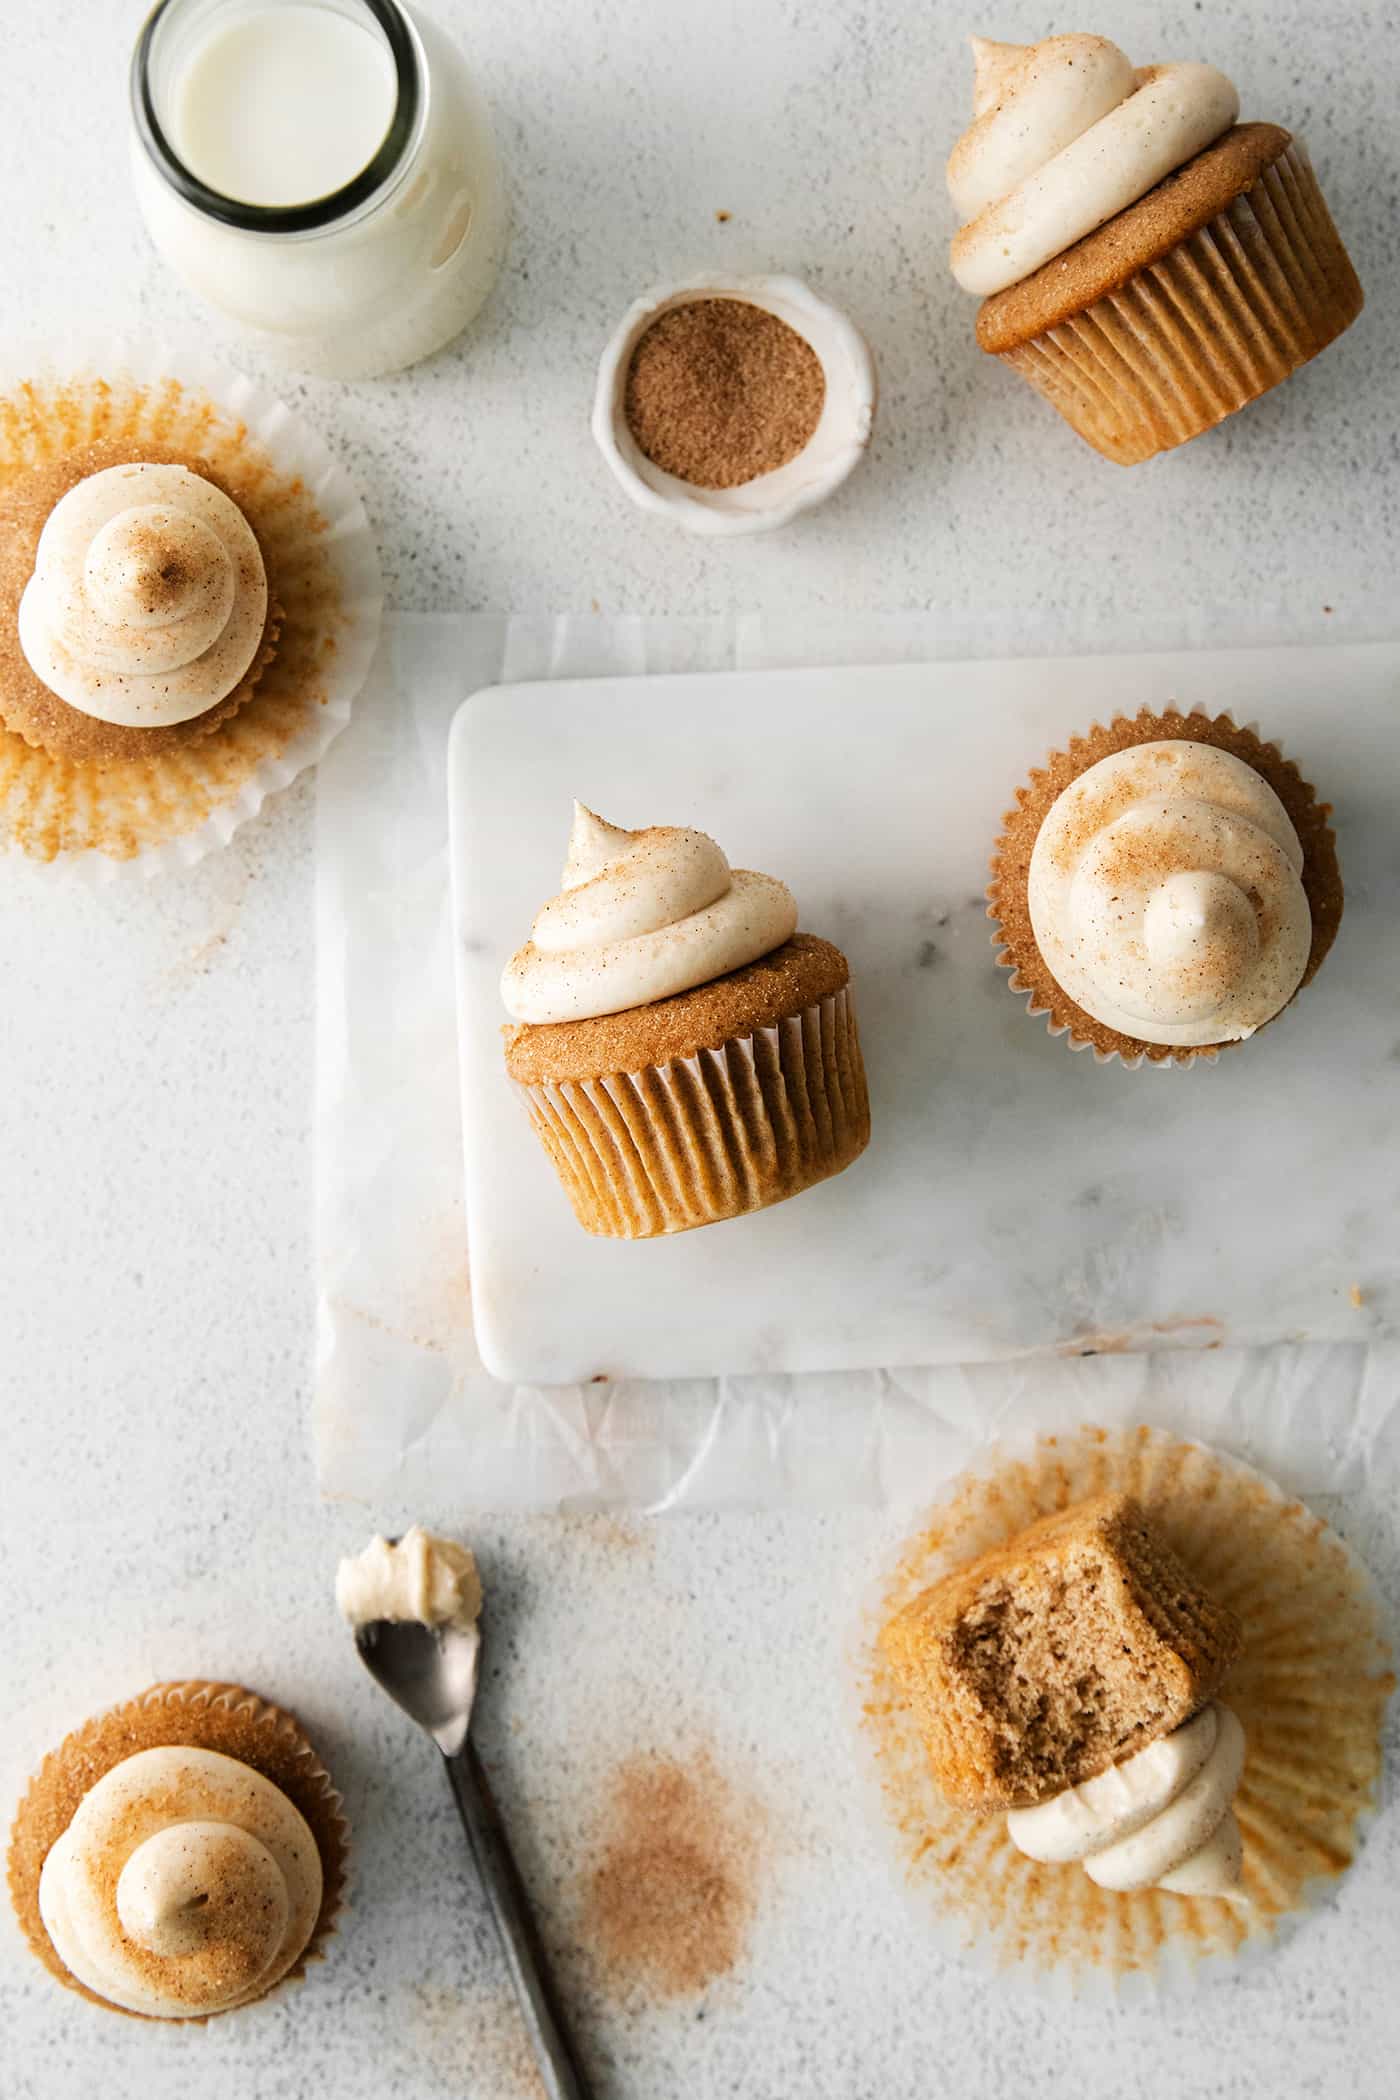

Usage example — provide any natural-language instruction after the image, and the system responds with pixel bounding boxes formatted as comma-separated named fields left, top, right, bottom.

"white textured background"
left=2, top=2, right=1397, bottom=2096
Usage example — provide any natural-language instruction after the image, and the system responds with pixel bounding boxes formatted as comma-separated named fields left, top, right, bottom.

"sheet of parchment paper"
left=314, top=613, right=1400, bottom=1510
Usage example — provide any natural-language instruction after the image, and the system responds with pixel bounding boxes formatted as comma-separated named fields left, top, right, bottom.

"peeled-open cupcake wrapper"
left=514, top=986, right=869, bottom=1237
left=7, top=1678, right=350, bottom=2025
left=998, top=145, right=1363, bottom=468
left=0, top=335, right=382, bottom=882
left=987, top=708, right=1327, bottom=1073
left=853, top=1424, right=1394, bottom=2001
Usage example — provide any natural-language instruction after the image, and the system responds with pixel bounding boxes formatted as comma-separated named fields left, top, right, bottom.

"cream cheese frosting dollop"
left=949, top=35, right=1239, bottom=296
left=501, top=803, right=799, bottom=1025
left=17, top=462, right=268, bottom=727
left=335, top=1526, right=483, bottom=1634
left=38, top=1746, right=322, bottom=2017
left=1007, top=1703, right=1247, bottom=1896
left=1027, top=740, right=1312, bottom=1047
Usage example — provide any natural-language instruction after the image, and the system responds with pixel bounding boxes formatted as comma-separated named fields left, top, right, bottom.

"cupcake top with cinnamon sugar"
left=989, top=709, right=1343, bottom=1065
left=0, top=441, right=281, bottom=765
left=1028, top=739, right=1313, bottom=1048
left=8, top=1682, right=347, bottom=2021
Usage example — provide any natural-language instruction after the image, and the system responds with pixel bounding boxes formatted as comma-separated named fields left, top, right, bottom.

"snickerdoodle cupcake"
left=0, top=343, right=380, bottom=868
left=861, top=1425, right=1393, bottom=1987
left=948, top=35, right=1363, bottom=463
left=501, top=804, right=871, bottom=1237
left=988, top=709, right=1342, bottom=1066
left=8, top=1681, right=347, bottom=2021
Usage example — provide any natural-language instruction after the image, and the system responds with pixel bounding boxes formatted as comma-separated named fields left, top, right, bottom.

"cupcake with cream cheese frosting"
left=6, top=455, right=279, bottom=764
left=988, top=709, right=1342, bottom=1066
left=948, top=33, right=1363, bottom=463
left=0, top=346, right=380, bottom=867
left=501, top=804, right=871, bottom=1237
left=861, top=1425, right=1394, bottom=1986
left=7, top=1681, right=347, bottom=2021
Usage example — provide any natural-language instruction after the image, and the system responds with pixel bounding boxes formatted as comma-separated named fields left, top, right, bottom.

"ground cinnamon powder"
left=581, top=1751, right=760, bottom=1998
left=623, top=298, right=825, bottom=489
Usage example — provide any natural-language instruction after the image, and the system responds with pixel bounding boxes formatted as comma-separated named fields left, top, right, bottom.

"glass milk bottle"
left=131, top=0, right=507, bottom=379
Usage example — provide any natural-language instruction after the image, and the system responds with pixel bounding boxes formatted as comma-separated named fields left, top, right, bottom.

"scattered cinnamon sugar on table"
left=623, top=298, right=825, bottom=489
left=581, top=1750, right=760, bottom=1998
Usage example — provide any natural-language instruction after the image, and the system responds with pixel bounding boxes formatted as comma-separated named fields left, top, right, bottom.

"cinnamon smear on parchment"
left=582, top=1750, right=761, bottom=1998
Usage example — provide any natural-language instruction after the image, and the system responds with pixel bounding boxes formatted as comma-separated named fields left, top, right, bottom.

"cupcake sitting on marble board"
left=948, top=32, right=1364, bottom=463
left=988, top=708, right=1343, bottom=1066
left=8, top=1681, right=347, bottom=2020
left=501, top=803, right=871, bottom=1236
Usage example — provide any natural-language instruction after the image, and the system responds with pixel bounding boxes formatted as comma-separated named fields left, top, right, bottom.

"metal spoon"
left=352, top=1610, right=589, bottom=2100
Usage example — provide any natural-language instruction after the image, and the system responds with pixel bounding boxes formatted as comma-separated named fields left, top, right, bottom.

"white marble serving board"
left=448, top=646, right=1400, bottom=1385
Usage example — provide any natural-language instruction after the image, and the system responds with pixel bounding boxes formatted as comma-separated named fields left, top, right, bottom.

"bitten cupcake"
left=988, top=709, right=1343, bottom=1065
left=882, top=1495, right=1249, bottom=1893
left=861, top=1425, right=1394, bottom=1986
left=948, top=33, right=1364, bottom=463
left=7, top=1682, right=347, bottom=2020
left=501, top=804, right=871, bottom=1237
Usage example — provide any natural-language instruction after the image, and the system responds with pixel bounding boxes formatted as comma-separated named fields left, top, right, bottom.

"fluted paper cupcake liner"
left=516, top=986, right=871, bottom=1237
left=854, top=1425, right=1393, bottom=1997
left=7, top=1679, right=349, bottom=2022
left=986, top=706, right=1343, bottom=1070
left=999, top=145, right=1364, bottom=466
left=0, top=336, right=382, bottom=878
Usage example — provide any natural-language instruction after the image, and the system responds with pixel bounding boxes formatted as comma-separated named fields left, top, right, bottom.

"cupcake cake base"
left=7, top=1681, right=348, bottom=2020
left=505, top=934, right=870, bottom=1237
left=860, top=1425, right=1393, bottom=1989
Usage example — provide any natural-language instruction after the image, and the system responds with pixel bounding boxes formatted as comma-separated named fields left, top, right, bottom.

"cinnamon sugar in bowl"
left=592, top=274, right=876, bottom=536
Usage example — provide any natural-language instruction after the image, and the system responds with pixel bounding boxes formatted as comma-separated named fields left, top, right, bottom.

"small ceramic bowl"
left=592, top=273, right=877, bottom=537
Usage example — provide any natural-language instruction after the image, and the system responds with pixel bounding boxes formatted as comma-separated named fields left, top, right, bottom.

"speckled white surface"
left=2, top=2, right=1399, bottom=2096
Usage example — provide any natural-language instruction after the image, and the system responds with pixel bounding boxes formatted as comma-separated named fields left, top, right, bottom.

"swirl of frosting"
left=1008, top=1703, right=1247, bottom=1896
left=948, top=35, right=1239, bottom=296
left=1027, top=741, right=1312, bottom=1047
left=38, top=1746, right=322, bottom=2017
left=501, top=803, right=799, bottom=1025
left=17, top=462, right=268, bottom=728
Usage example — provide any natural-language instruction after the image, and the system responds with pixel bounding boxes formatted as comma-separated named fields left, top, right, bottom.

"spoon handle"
left=444, top=1742, right=590, bottom=2100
